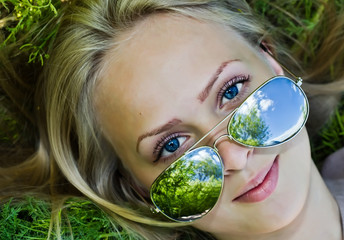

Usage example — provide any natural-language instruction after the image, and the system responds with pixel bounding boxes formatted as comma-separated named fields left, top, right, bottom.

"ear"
left=260, top=42, right=284, bottom=76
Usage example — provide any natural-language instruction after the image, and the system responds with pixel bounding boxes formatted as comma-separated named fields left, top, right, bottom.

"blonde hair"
left=1, top=0, right=343, bottom=239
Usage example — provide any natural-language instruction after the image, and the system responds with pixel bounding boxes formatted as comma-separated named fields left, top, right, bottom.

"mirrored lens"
left=150, top=147, right=223, bottom=222
left=229, top=76, right=308, bottom=147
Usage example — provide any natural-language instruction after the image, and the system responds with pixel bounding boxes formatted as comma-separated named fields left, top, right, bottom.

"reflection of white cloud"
left=238, top=94, right=257, bottom=114
left=238, top=89, right=275, bottom=116
left=192, top=149, right=220, bottom=165
left=260, top=99, right=274, bottom=112
left=300, top=104, right=304, bottom=113
left=198, top=149, right=209, bottom=158
left=256, top=90, right=264, bottom=98
left=300, top=100, right=307, bottom=113
left=291, top=82, right=306, bottom=99
left=191, top=150, right=205, bottom=162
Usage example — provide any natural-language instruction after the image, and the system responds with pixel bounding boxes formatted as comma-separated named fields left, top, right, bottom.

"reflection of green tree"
left=151, top=154, right=222, bottom=221
left=230, top=106, right=271, bottom=146
left=301, top=103, right=308, bottom=120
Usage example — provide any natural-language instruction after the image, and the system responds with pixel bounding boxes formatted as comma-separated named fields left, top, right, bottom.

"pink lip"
left=233, top=156, right=279, bottom=203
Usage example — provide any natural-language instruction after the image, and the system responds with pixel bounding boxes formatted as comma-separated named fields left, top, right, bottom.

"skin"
left=95, top=14, right=341, bottom=239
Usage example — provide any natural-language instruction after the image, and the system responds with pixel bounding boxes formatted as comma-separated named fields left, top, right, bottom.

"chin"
left=193, top=192, right=308, bottom=237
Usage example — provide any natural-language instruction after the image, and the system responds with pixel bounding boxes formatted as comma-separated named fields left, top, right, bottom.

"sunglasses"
left=149, top=46, right=309, bottom=222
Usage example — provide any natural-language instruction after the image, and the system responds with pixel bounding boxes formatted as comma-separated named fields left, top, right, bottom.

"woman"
left=1, top=0, right=344, bottom=239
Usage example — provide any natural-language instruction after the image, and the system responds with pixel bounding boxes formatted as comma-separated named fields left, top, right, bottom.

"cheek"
left=117, top=148, right=160, bottom=189
left=114, top=142, right=167, bottom=190
left=278, top=128, right=312, bottom=198
left=127, top=163, right=160, bottom=189
left=272, top=128, right=312, bottom=219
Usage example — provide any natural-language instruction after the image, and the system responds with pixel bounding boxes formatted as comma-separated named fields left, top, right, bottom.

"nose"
left=214, top=136, right=251, bottom=174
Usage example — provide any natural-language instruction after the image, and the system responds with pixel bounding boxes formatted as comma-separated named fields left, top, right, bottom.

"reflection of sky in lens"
left=189, top=149, right=221, bottom=165
left=187, top=148, right=222, bottom=181
left=268, top=110, right=306, bottom=143
left=236, top=77, right=307, bottom=144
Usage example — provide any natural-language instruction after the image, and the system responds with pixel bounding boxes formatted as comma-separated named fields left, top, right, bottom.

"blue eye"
left=221, top=82, right=243, bottom=106
left=156, top=136, right=187, bottom=161
left=164, top=138, right=180, bottom=153
left=224, top=85, right=240, bottom=100
left=220, top=77, right=247, bottom=106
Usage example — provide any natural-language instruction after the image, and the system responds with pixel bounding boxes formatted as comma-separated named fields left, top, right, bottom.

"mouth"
left=233, top=156, right=279, bottom=203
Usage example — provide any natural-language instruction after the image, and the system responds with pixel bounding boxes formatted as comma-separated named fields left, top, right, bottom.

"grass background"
left=0, top=0, right=343, bottom=238
left=0, top=197, right=131, bottom=239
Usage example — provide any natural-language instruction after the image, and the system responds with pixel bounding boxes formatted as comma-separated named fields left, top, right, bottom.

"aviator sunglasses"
left=149, top=44, right=309, bottom=222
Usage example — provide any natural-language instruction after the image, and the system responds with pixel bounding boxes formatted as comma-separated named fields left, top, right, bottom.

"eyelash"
left=153, top=74, right=250, bottom=163
left=153, top=133, right=189, bottom=163
left=217, top=74, right=250, bottom=108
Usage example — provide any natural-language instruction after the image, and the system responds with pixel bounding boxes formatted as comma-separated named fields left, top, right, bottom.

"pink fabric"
left=322, top=147, right=344, bottom=237
left=322, top=147, right=344, bottom=180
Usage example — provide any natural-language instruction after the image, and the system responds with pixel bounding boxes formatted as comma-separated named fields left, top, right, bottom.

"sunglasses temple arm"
left=185, top=109, right=237, bottom=154
left=259, top=43, right=303, bottom=84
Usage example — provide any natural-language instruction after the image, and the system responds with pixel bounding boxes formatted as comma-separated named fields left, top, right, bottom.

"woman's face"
left=95, top=15, right=312, bottom=237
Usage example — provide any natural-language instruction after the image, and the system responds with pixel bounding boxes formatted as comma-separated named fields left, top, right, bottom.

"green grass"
left=0, top=0, right=60, bottom=65
left=311, top=98, right=344, bottom=167
left=0, top=197, right=131, bottom=240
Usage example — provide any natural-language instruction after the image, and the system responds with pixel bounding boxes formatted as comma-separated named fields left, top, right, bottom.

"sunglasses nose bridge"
left=213, top=134, right=232, bottom=151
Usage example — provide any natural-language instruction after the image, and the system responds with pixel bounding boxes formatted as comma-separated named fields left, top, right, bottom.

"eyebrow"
left=136, top=118, right=182, bottom=152
left=197, top=59, right=241, bottom=102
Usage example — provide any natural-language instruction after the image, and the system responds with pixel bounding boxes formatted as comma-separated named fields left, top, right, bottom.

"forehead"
left=100, top=15, right=254, bottom=102
left=95, top=14, right=256, bottom=146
